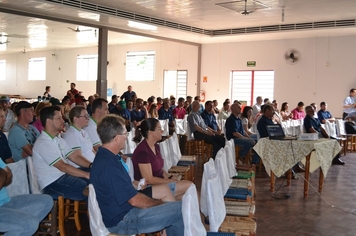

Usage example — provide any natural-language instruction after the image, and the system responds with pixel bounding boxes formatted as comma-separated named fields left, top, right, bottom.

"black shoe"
left=332, top=158, right=345, bottom=165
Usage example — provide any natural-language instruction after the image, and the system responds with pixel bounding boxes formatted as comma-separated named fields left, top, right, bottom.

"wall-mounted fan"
left=67, top=26, right=92, bottom=33
left=284, top=48, right=301, bottom=65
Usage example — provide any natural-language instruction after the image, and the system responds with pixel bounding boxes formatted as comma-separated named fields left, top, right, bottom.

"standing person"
left=121, top=85, right=136, bottom=102
left=84, top=98, right=109, bottom=152
left=342, top=88, right=356, bottom=119
left=90, top=115, right=184, bottom=235
left=108, top=95, right=118, bottom=114
left=252, top=96, right=263, bottom=118
left=8, top=101, right=40, bottom=162
left=291, top=102, right=305, bottom=120
left=32, top=106, right=91, bottom=200
left=0, top=159, right=53, bottom=235
left=43, top=86, right=51, bottom=99
left=0, top=96, right=15, bottom=132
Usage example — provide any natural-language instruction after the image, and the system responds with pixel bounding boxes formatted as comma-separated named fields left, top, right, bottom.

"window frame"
left=28, top=57, right=46, bottom=81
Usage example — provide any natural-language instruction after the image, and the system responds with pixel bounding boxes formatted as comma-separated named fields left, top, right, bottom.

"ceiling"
left=1, top=0, right=356, bottom=54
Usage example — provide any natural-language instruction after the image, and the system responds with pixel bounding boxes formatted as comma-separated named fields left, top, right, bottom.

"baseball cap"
left=0, top=95, right=10, bottom=102
left=15, top=101, right=33, bottom=114
left=118, top=100, right=126, bottom=109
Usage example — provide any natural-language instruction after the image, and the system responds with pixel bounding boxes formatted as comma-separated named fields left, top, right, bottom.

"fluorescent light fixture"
left=128, top=21, right=157, bottom=31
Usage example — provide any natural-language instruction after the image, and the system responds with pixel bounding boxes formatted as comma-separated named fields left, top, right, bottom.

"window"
left=163, top=70, right=187, bottom=99
left=126, top=51, right=155, bottom=81
left=231, top=70, right=274, bottom=105
left=76, top=54, right=98, bottom=81
left=0, top=60, right=5, bottom=81
left=28, top=57, right=46, bottom=81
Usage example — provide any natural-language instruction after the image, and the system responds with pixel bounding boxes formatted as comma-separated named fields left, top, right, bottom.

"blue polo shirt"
left=257, top=115, right=274, bottom=138
left=0, top=132, right=12, bottom=163
left=201, top=110, right=218, bottom=131
left=158, top=107, right=174, bottom=122
left=304, top=115, right=321, bottom=133
left=90, top=147, right=137, bottom=228
left=317, top=110, right=332, bottom=123
left=130, top=109, right=145, bottom=122
left=121, top=91, right=136, bottom=102
left=225, top=114, right=244, bottom=140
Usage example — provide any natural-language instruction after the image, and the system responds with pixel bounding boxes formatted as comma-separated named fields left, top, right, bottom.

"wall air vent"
left=40, top=0, right=356, bottom=37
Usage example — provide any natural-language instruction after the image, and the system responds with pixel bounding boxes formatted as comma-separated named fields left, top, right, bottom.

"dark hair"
left=157, top=97, right=162, bottom=102
left=71, top=82, right=76, bottom=87
left=305, top=105, right=313, bottom=112
left=147, top=97, right=154, bottom=103
left=212, top=100, right=217, bottom=103
left=320, top=101, right=326, bottom=107
left=350, top=88, right=356, bottom=94
left=204, top=100, right=212, bottom=107
left=69, top=105, right=86, bottom=123
left=223, top=101, right=229, bottom=106
left=264, top=98, right=270, bottom=103
left=186, top=96, right=192, bottom=100
left=111, top=95, right=117, bottom=100
left=40, top=106, right=61, bottom=127
left=178, top=97, right=185, bottom=102
left=194, top=96, right=200, bottom=101
left=136, top=98, right=143, bottom=104
left=281, top=102, right=288, bottom=112
left=241, top=106, right=253, bottom=119
left=92, top=98, right=108, bottom=113
left=97, top=114, right=126, bottom=144
left=45, top=86, right=50, bottom=91
left=133, top=118, right=159, bottom=143
left=297, top=101, right=304, bottom=107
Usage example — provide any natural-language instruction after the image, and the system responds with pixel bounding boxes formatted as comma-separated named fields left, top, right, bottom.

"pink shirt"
left=173, top=106, right=186, bottom=119
left=32, top=119, right=44, bottom=133
left=291, top=108, right=305, bottom=120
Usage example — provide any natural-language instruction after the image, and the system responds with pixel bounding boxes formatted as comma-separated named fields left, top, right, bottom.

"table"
left=253, top=138, right=341, bottom=198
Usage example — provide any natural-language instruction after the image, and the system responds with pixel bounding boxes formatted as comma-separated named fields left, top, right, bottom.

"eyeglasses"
left=78, top=115, right=90, bottom=119
left=119, top=132, right=129, bottom=137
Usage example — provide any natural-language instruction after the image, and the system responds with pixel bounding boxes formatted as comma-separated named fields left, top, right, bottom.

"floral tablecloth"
left=253, top=138, right=341, bottom=178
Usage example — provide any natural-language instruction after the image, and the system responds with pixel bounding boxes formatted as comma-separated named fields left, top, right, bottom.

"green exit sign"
left=247, top=61, right=256, bottom=67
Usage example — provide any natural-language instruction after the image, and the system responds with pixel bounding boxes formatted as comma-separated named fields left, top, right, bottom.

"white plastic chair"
left=182, top=184, right=206, bottom=236
left=123, top=127, right=137, bottom=154
left=224, top=141, right=236, bottom=178
left=169, top=133, right=182, bottom=166
left=175, top=119, right=186, bottom=135
left=214, top=148, right=232, bottom=195
left=27, top=156, right=42, bottom=194
left=159, top=139, right=172, bottom=172
left=159, top=119, right=169, bottom=136
left=6, top=159, right=30, bottom=197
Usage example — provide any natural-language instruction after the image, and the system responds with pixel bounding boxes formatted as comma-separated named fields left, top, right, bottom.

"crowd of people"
left=0, top=83, right=351, bottom=234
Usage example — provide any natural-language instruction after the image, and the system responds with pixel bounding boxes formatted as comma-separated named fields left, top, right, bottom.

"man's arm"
left=128, top=192, right=164, bottom=208
left=320, top=126, right=329, bottom=138
left=67, top=150, right=91, bottom=169
left=194, top=124, right=214, bottom=136
left=22, top=144, right=34, bottom=157
left=0, top=167, right=12, bottom=189
left=53, top=159, right=90, bottom=179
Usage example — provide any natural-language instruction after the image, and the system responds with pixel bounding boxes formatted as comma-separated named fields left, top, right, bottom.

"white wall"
left=0, top=41, right=199, bottom=102
left=201, top=35, right=356, bottom=117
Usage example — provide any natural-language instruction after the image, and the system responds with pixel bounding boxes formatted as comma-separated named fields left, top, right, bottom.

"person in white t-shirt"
left=83, top=98, right=109, bottom=152
left=63, top=106, right=95, bottom=169
left=32, top=106, right=91, bottom=200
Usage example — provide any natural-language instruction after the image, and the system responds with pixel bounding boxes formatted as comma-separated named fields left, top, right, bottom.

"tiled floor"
left=65, top=152, right=356, bottom=236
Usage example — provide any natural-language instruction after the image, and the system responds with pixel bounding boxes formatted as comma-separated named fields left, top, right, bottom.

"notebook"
left=266, top=124, right=298, bottom=140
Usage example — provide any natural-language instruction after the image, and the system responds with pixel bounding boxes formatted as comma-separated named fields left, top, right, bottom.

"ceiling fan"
left=67, top=26, right=92, bottom=33
left=284, top=48, right=301, bottom=65
left=0, top=40, right=9, bottom=45
left=241, top=0, right=252, bottom=15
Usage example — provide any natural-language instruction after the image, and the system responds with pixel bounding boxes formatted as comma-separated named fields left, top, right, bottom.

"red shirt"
left=173, top=106, right=186, bottom=119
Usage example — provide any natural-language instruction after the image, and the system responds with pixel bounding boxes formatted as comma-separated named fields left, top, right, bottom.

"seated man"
left=33, top=106, right=91, bottom=200
left=172, top=97, right=186, bottom=119
left=91, top=114, right=184, bottom=235
left=114, top=100, right=131, bottom=132
left=8, top=101, right=40, bottom=162
left=158, top=98, right=175, bottom=135
left=304, top=105, right=344, bottom=165
left=201, top=100, right=223, bottom=135
left=84, top=98, right=109, bottom=152
left=256, top=104, right=275, bottom=138
left=108, top=95, right=118, bottom=114
left=0, top=96, right=15, bottom=132
left=317, top=101, right=335, bottom=124
left=225, top=103, right=257, bottom=163
left=252, top=96, right=262, bottom=119
left=0, top=159, right=53, bottom=235
left=131, top=98, right=148, bottom=128
left=291, top=101, right=305, bottom=120
left=218, top=101, right=231, bottom=120
left=0, top=108, right=13, bottom=164
left=187, top=101, right=225, bottom=159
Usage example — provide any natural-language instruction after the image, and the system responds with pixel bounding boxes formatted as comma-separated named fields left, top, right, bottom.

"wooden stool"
left=168, top=166, right=193, bottom=181
left=35, top=200, right=58, bottom=236
left=219, top=215, right=257, bottom=236
left=225, top=201, right=256, bottom=218
left=58, top=196, right=82, bottom=236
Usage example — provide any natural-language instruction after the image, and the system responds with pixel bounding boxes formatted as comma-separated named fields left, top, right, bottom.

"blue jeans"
left=43, top=174, right=90, bottom=201
left=108, top=201, right=184, bottom=236
left=0, top=194, right=53, bottom=236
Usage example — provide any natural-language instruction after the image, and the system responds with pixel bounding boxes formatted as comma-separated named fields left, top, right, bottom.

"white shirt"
left=218, top=110, right=231, bottom=120
left=343, top=96, right=356, bottom=114
left=3, top=110, right=15, bottom=132
left=83, top=117, right=101, bottom=147
left=63, top=125, right=95, bottom=168
left=252, top=103, right=261, bottom=118
left=32, top=131, right=73, bottom=190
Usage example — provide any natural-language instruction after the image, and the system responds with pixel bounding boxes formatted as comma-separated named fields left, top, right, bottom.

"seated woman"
left=148, top=103, right=158, bottom=119
left=280, top=102, right=293, bottom=121
left=132, top=118, right=191, bottom=200
left=241, top=106, right=257, bottom=141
